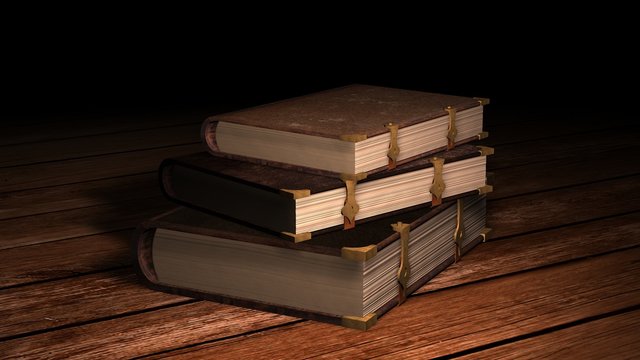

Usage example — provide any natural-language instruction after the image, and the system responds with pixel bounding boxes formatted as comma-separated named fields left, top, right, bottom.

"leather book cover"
left=134, top=195, right=488, bottom=330
left=159, top=144, right=490, bottom=238
left=202, top=84, right=487, bottom=177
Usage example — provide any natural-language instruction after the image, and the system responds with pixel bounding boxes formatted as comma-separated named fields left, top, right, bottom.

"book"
left=202, top=84, right=489, bottom=177
left=135, top=194, right=490, bottom=330
left=160, top=144, right=493, bottom=240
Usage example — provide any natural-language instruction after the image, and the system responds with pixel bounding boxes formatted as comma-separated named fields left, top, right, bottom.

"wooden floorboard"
left=1, top=107, right=637, bottom=358
left=139, top=248, right=640, bottom=359
left=1, top=208, right=636, bottom=350
left=490, top=147, right=640, bottom=200
left=481, top=113, right=631, bottom=147
left=457, top=309, right=640, bottom=359
left=0, top=123, right=200, bottom=168
left=0, top=231, right=131, bottom=288
left=488, top=175, right=640, bottom=239
left=0, top=173, right=160, bottom=219
left=488, top=126, right=639, bottom=170
left=0, top=196, right=173, bottom=250
left=0, top=143, right=202, bottom=193
left=0, top=238, right=640, bottom=358
left=1, top=167, right=633, bottom=271
left=0, top=302, right=297, bottom=360
left=0, top=109, right=208, bottom=146
left=416, top=211, right=640, bottom=294
left=0, top=270, right=187, bottom=339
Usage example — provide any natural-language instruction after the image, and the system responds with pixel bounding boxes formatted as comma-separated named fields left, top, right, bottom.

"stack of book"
left=135, top=85, right=493, bottom=330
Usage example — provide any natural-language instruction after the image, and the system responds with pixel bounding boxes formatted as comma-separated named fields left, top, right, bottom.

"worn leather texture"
left=206, top=84, right=481, bottom=139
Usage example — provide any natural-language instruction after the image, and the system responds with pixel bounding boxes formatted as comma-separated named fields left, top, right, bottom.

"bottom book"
left=135, top=194, right=489, bottom=330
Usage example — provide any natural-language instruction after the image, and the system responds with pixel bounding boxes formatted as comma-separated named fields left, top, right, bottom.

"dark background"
left=3, top=14, right=637, bottom=124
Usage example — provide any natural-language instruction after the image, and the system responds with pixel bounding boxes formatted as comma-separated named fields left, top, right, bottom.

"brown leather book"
left=202, top=84, right=489, bottom=177
left=135, top=194, right=490, bottom=330
left=160, top=144, right=493, bottom=241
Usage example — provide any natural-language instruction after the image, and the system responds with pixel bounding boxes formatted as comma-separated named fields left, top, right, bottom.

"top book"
left=202, top=85, right=488, bottom=176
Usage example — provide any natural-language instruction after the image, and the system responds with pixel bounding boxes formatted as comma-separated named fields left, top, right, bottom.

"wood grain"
left=0, top=143, right=202, bottom=193
left=149, top=248, right=640, bottom=359
left=488, top=127, right=640, bottom=170
left=0, top=110, right=207, bottom=146
left=0, top=270, right=188, bottom=339
left=2, top=212, right=638, bottom=339
left=0, top=176, right=637, bottom=286
left=488, top=175, right=640, bottom=239
left=0, top=107, right=637, bottom=359
left=0, top=173, right=159, bottom=219
left=0, top=196, right=172, bottom=250
left=457, top=310, right=640, bottom=359
left=0, top=302, right=296, bottom=359
left=0, top=230, right=131, bottom=288
left=482, top=114, right=627, bottom=147
left=0, top=124, right=200, bottom=168
left=490, top=146, right=640, bottom=199
left=416, top=212, right=640, bottom=294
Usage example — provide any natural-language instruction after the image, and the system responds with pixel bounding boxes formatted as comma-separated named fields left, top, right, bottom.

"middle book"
left=160, top=144, right=492, bottom=241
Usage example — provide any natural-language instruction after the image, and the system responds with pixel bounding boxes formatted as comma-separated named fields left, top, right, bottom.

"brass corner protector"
left=477, top=131, right=489, bottom=140
left=474, top=97, right=491, bottom=106
left=341, top=245, right=378, bottom=262
left=339, top=134, right=368, bottom=142
left=477, top=185, right=493, bottom=194
left=281, top=231, right=312, bottom=243
left=480, top=227, right=492, bottom=242
left=477, top=146, right=495, bottom=156
left=342, top=313, right=378, bottom=331
left=280, top=189, right=311, bottom=199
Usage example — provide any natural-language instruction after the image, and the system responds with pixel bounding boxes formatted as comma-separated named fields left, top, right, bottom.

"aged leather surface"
left=162, top=144, right=481, bottom=194
left=206, top=84, right=481, bottom=139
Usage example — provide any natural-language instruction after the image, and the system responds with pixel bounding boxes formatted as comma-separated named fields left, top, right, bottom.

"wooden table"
left=1, top=106, right=639, bottom=359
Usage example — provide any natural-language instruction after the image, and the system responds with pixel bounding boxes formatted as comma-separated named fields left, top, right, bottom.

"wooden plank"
left=0, top=123, right=200, bottom=168
left=490, top=147, right=640, bottom=200
left=482, top=114, right=625, bottom=147
left=457, top=310, right=640, bottom=359
left=1, top=202, right=638, bottom=352
left=2, top=172, right=636, bottom=255
left=488, top=175, right=640, bottom=239
left=4, top=139, right=621, bottom=221
left=0, top=115, right=628, bottom=194
left=0, top=143, right=202, bottom=193
left=0, top=173, right=159, bottom=219
left=144, top=248, right=640, bottom=359
left=0, top=270, right=189, bottom=339
left=2, top=211, right=639, bottom=339
left=417, top=212, right=640, bottom=294
left=488, top=127, right=639, bottom=170
left=0, top=230, right=131, bottom=288
left=0, top=196, right=173, bottom=250
left=0, top=301, right=296, bottom=359
left=0, top=141, right=634, bottom=228
left=0, top=109, right=209, bottom=146
left=1, top=174, right=637, bottom=284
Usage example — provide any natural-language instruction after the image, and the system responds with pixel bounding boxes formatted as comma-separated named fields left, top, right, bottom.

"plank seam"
left=427, top=305, right=640, bottom=360
left=0, top=299, right=199, bottom=343
left=0, top=141, right=200, bottom=170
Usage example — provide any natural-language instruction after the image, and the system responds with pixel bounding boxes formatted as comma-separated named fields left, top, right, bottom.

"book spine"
left=201, top=117, right=219, bottom=152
